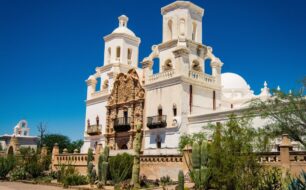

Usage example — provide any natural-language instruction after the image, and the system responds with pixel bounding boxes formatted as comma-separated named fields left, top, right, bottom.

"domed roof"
left=112, top=27, right=135, bottom=37
left=112, top=15, right=136, bottom=37
left=221, top=72, right=249, bottom=90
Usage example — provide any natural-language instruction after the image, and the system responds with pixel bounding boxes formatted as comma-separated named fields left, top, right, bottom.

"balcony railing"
left=87, top=125, right=102, bottom=135
left=147, top=115, right=167, bottom=129
left=114, top=117, right=131, bottom=132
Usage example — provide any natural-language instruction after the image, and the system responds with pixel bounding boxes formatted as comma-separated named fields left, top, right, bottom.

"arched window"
left=192, top=22, right=197, bottom=41
left=158, top=105, right=163, bottom=116
left=179, top=19, right=185, bottom=36
left=95, top=77, right=101, bottom=91
left=116, top=46, right=121, bottom=59
left=127, top=48, right=132, bottom=61
left=173, top=104, right=177, bottom=116
left=163, top=59, right=173, bottom=71
left=108, top=47, right=111, bottom=63
left=156, top=135, right=162, bottom=149
left=192, top=60, right=201, bottom=71
left=213, top=91, right=216, bottom=110
left=168, top=19, right=173, bottom=40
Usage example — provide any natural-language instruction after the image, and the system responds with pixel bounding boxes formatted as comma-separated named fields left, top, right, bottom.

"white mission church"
left=81, top=1, right=291, bottom=155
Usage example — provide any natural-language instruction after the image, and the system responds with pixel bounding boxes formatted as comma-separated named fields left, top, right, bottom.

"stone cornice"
left=86, top=94, right=110, bottom=106
left=161, top=1, right=204, bottom=16
left=188, top=106, right=251, bottom=124
left=158, top=40, right=178, bottom=51
left=103, top=33, right=141, bottom=45
left=144, top=74, right=221, bottom=91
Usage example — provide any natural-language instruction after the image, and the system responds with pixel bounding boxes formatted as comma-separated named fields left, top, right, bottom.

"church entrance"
left=105, top=69, right=145, bottom=151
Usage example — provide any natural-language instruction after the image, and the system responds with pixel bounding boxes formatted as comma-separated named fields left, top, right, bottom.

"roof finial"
left=118, top=15, right=128, bottom=27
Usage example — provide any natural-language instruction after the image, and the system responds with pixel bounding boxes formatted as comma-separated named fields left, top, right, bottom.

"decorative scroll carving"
left=105, top=69, right=145, bottom=150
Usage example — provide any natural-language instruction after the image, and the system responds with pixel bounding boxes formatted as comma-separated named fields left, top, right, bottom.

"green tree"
left=251, top=79, right=306, bottom=147
left=179, top=115, right=264, bottom=189
left=208, top=115, right=262, bottom=189
left=43, top=134, right=71, bottom=153
left=178, top=131, right=206, bottom=152
left=67, top=139, right=84, bottom=153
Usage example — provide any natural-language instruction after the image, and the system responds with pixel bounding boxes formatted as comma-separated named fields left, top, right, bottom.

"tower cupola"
left=103, top=15, right=141, bottom=67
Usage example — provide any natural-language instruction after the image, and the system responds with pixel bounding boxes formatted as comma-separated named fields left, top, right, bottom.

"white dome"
left=112, top=27, right=136, bottom=37
left=112, top=15, right=136, bottom=37
left=221, top=72, right=249, bottom=90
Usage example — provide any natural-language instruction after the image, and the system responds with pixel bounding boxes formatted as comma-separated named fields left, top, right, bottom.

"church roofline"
left=103, top=33, right=141, bottom=45
left=161, top=1, right=204, bottom=16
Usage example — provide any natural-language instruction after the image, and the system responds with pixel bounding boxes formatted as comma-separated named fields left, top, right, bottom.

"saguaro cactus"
left=178, top=170, right=184, bottom=190
left=98, top=146, right=109, bottom=185
left=131, top=124, right=142, bottom=187
left=191, top=140, right=210, bottom=190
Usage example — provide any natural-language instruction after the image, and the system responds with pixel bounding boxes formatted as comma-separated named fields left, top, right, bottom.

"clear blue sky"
left=0, top=0, right=305, bottom=140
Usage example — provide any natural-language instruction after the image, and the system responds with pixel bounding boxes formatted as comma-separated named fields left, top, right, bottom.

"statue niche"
left=105, top=69, right=145, bottom=150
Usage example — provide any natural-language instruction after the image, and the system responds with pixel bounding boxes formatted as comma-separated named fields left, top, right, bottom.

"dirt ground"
left=0, top=182, right=65, bottom=190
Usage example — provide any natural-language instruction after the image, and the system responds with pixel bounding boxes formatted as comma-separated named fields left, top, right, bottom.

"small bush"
left=9, top=166, right=28, bottom=181
left=109, top=153, right=133, bottom=184
left=25, top=157, right=44, bottom=178
left=63, top=174, right=88, bottom=187
left=35, top=176, right=53, bottom=183
left=160, top=175, right=172, bottom=186
left=0, top=156, right=15, bottom=179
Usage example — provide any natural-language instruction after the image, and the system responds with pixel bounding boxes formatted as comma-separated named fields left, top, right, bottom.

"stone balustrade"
left=146, top=69, right=216, bottom=86
left=91, top=89, right=108, bottom=98
left=189, top=70, right=215, bottom=84
left=148, top=69, right=175, bottom=83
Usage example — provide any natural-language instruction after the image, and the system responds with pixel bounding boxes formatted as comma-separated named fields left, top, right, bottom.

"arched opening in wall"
left=192, top=60, right=201, bottom=72
left=127, top=48, right=132, bottom=63
left=7, top=146, right=13, bottom=156
left=213, top=91, right=216, bottom=110
left=156, top=135, right=162, bottom=149
left=163, top=59, right=173, bottom=71
left=158, top=105, right=162, bottom=115
left=152, top=57, right=160, bottom=74
left=108, top=47, right=111, bottom=63
left=192, top=22, right=197, bottom=41
left=102, top=79, right=109, bottom=90
left=121, top=144, right=128, bottom=149
left=204, top=58, right=212, bottom=75
left=116, top=46, right=121, bottom=60
left=173, top=104, right=177, bottom=116
left=179, top=19, right=185, bottom=37
left=95, top=77, right=101, bottom=92
left=168, top=19, right=173, bottom=40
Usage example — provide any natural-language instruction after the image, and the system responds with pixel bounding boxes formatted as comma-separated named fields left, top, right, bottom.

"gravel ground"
left=0, top=182, right=65, bottom=190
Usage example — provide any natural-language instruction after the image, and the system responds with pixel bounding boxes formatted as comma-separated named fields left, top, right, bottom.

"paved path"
left=0, top=182, right=65, bottom=190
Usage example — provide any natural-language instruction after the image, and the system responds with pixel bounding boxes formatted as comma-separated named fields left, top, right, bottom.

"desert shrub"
left=56, top=162, right=77, bottom=183
left=109, top=153, right=133, bottom=184
left=288, top=170, right=306, bottom=190
left=9, top=166, right=28, bottom=181
left=258, top=167, right=285, bottom=190
left=25, top=158, right=44, bottom=178
left=160, top=175, right=172, bottom=186
left=0, top=156, right=15, bottom=179
left=63, top=173, right=88, bottom=187
left=35, top=176, right=53, bottom=183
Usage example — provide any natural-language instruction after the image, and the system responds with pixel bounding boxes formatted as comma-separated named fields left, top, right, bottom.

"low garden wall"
left=51, top=134, right=306, bottom=179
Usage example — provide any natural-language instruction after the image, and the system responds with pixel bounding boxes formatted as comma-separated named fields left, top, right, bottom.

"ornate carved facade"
left=105, top=69, right=145, bottom=150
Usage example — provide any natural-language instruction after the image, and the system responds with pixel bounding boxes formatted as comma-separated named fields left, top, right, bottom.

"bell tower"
left=103, top=15, right=141, bottom=68
left=161, top=1, right=204, bottom=43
